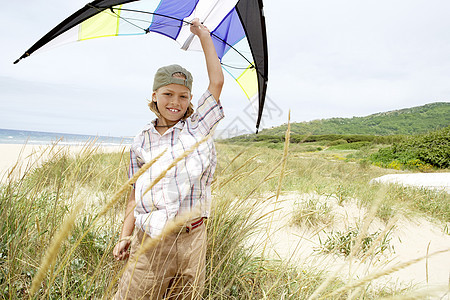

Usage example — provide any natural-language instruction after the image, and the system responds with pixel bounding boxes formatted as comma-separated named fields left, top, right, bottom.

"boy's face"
left=153, top=83, right=192, bottom=126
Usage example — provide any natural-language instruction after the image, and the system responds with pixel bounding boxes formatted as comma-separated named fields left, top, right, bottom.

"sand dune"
left=249, top=192, right=450, bottom=295
left=372, top=173, right=450, bottom=193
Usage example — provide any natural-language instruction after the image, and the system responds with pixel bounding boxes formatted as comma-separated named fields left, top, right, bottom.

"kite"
left=14, top=0, right=268, bottom=132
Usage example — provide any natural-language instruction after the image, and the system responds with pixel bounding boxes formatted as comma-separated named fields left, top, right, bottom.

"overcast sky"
left=1, top=0, right=450, bottom=137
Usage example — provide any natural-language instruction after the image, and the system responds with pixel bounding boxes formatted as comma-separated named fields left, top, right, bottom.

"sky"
left=1, top=0, right=450, bottom=138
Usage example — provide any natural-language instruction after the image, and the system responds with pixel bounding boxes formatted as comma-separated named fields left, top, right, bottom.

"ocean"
left=0, top=128, right=133, bottom=146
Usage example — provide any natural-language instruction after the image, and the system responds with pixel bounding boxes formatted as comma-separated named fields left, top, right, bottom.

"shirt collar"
left=142, top=118, right=185, bottom=135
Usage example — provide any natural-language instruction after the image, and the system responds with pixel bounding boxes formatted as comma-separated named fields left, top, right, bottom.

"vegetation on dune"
left=0, top=146, right=128, bottom=299
left=257, top=102, right=449, bottom=136
left=317, top=227, right=394, bottom=258
left=370, top=125, right=450, bottom=170
left=222, top=124, right=450, bottom=172
left=1, top=121, right=449, bottom=298
left=225, top=133, right=406, bottom=145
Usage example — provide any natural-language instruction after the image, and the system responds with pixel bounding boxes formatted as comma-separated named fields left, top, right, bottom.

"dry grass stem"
left=100, top=148, right=167, bottom=216
left=105, top=136, right=211, bottom=296
left=322, top=248, right=450, bottom=299
left=29, top=201, right=83, bottom=296
left=345, top=188, right=385, bottom=288
left=359, top=215, right=399, bottom=265
left=111, top=210, right=201, bottom=299
left=53, top=149, right=167, bottom=278
left=378, top=286, right=449, bottom=299
left=426, top=241, right=431, bottom=285
left=213, top=154, right=260, bottom=190
left=216, top=148, right=247, bottom=176
left=251, top=114, right=291, bottom=297
left=144, top=133, right=212, bottom=196
left=307, top=265, right=345, bottom=300
left=308, top=192, right=386, bottom=300
left=136, top=210, right=200, bottom=257
left=276, top=110, right=291, bottom=201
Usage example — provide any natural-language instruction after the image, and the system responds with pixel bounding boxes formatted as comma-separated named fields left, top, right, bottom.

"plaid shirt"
left=129, top=90, right=224, bottom=237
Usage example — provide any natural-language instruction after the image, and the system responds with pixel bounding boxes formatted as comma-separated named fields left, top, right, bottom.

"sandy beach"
left=0, top=143, right=128, bottom=183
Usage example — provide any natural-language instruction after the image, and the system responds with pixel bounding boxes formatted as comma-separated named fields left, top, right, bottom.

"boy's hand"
left=190, top=18, right=210, bottom=39
left=113, top=239, right=131, bottom=261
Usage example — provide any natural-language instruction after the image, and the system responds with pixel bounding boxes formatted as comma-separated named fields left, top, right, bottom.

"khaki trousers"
left=114, top=222, right=207, bottom=300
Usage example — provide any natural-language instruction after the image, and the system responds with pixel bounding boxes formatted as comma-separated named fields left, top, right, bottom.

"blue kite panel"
left=211, top=8, right=245, bottom=60
left=148, top=0, right=199, bottom=39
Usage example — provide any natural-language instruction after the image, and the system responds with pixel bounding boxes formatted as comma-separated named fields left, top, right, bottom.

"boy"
left=113, top=18, right=224, bottom=299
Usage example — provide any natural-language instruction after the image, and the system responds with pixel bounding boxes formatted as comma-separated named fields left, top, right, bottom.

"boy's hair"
left=148, top=71, right=194, bottom=120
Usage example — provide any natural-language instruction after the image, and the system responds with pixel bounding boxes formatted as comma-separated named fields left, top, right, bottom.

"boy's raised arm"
left=190, top=19, right=224, bottom=101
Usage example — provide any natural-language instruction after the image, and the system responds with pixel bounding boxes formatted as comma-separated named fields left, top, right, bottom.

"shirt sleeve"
left=128, top=147, right=139, bottom=179
left=129, top=132, right=146, bottom=188
left=191, top=90, right=225, bottom=136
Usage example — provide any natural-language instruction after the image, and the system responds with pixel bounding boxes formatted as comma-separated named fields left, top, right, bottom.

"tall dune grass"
left=0, top=135, right=448, bottom=298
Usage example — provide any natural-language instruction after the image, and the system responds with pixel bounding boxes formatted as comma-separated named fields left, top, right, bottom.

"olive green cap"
left=152, top=64, right=193, bottom=92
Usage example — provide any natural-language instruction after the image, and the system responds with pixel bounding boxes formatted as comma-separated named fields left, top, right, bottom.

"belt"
left=185, top=217, right=206, bottom=233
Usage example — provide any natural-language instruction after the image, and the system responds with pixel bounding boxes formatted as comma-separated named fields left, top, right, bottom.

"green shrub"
left=327, top=139, right=348, bottom=146
left=370, top=126, right=450, bottom=169
left=254, top=135, right=283, bottom=143
left=372, top=135, right=406, bottom=144
left=329, top=141, right=371, bottom=150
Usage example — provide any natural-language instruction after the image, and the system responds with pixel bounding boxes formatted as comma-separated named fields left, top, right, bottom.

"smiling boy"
left=113, top=19, right=224, bottom=299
